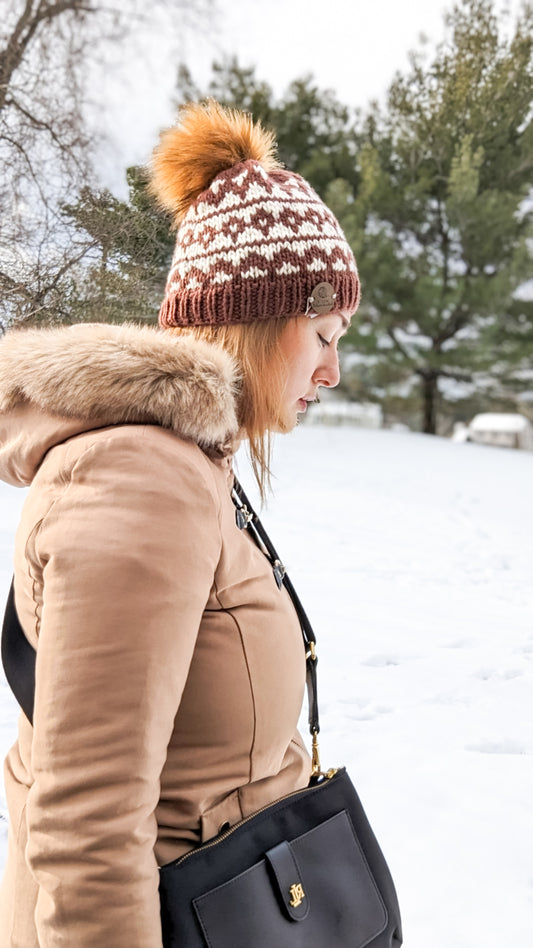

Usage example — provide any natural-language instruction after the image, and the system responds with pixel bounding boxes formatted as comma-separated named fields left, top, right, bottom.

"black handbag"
left=160, top=769, right=401, bottom=948
left=1, top=478, right=403, bottom=948
left=158, top=480, right=402, bottom=947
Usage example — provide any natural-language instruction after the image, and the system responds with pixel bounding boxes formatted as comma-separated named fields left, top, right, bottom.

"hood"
left=0, top=322, right=239, bottom=486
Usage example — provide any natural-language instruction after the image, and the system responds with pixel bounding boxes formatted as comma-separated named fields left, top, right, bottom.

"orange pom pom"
left=149, top=100, right=281, bottom=224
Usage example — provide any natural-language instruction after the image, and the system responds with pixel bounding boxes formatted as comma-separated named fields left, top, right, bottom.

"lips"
left=297, top=399, right=308, bottom=413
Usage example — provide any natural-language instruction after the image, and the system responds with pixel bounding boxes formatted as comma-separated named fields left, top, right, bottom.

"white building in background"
left=452, top=413, right=533, bottom=450
left=306, top=400, right=383, bottom=428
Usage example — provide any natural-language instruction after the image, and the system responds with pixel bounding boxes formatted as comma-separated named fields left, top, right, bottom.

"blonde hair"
left=167, top=318, right=291, bottom=498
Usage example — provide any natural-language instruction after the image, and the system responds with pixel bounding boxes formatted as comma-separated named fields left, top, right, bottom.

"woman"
left=0, top=101, right=360, bottom=946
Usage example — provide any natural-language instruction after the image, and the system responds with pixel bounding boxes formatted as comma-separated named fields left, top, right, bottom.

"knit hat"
left=150, top=101, right=360, bottom=328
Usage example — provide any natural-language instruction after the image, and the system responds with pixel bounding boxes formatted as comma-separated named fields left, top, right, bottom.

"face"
left=276, top=310, right=350, bottom=431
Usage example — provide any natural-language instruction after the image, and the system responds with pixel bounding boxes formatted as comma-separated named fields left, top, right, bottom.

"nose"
left=314, top=346, right=341, bottom=389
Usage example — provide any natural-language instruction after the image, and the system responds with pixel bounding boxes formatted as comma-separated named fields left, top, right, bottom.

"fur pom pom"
left=149, top=99, right=281, bottom=223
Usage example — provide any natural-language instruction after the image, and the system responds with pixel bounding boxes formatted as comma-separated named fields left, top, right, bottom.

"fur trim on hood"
left=0, top=323, right=240, bottom=453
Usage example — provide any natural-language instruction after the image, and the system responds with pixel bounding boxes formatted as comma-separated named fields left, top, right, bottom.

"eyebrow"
left=338, top=313, right=350, bottom=333
left=316, top=312, right=350, bottom=334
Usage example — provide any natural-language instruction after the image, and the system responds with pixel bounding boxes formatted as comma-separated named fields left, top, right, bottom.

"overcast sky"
left=92, top=0, right=524, bottom=194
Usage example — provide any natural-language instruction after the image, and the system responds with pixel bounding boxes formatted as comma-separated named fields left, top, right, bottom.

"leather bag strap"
left=1, top=579, right=36, bottom=725
left=231, top=478, right=320, bottom=743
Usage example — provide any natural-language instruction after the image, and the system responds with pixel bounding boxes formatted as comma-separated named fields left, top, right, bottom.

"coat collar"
left=0, top=323, right=240, bottom=485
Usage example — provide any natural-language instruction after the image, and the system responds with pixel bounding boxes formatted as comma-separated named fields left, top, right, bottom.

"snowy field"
left=1, top=424, right=532, bottom=946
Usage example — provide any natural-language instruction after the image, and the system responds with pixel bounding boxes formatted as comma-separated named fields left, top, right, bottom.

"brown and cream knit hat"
left=150, top=101, right=360, bottom=328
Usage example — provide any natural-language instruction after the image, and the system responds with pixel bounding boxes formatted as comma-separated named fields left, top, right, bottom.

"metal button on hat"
left=306, top=282, right=337, bottom=317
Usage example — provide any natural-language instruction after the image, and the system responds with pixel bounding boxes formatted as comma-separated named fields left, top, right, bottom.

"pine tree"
left=341, top=0, right=533, bottom=432
left=59, top=167, right=174, bottom=324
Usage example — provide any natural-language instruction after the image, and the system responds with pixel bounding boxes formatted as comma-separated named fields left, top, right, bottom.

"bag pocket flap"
left=193, top=809, right=388, bottom=948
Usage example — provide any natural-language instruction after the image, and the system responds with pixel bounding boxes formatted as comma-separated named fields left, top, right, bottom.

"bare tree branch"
left=6, top=93, right=87, bottom=166
left=0, top=0, right=213, bottom=326
left=0, top=1, right=94, bottom=112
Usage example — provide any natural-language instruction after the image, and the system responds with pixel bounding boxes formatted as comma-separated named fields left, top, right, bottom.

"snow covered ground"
left=1, top=424, right=532, bottom=946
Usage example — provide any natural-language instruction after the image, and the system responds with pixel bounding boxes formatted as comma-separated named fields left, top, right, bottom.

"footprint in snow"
left=361, top=655, right=402, bottom=667
left=473, top=668, right=524, bottom=681
left=466, top=740, right=528, bottom=755
left=347, top=704, right=393, bottom=721
left=442, top=638, right=475, bottom=649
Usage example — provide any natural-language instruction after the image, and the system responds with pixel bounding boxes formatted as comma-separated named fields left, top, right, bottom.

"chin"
left=270, top=397, right=303, bottom=434
left=280, top=410, right=300, bottom=433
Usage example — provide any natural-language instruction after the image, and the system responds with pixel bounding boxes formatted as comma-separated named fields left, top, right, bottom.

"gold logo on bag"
left=289, top=883, right=305, bottom=908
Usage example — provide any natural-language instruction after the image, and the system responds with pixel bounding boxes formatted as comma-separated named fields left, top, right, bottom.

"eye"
left=318, top=333, right=330, bottom=348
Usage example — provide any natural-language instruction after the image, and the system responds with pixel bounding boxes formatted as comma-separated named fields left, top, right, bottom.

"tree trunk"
left=421, top=372, right=438, bottom=434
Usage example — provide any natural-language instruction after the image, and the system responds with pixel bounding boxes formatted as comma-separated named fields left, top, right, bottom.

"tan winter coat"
left=0, top=323, right=310, bottom=947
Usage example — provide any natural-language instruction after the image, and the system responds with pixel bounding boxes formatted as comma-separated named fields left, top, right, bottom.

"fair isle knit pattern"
left=159, top=160, right=360, bottom=327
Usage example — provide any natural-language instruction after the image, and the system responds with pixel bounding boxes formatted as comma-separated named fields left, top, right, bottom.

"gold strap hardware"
left=311, top=729, right=322, bottom=777
left=311, top=729, right=338, bottom=781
